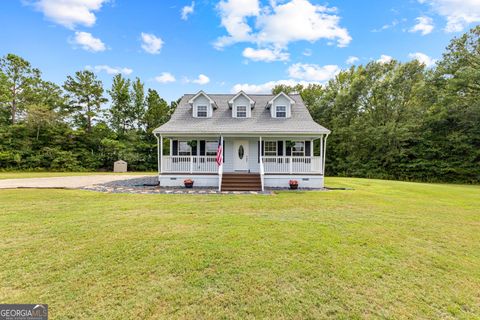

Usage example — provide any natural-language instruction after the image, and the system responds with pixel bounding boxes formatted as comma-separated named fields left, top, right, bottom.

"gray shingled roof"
left=153, top=93, right=330, bottom=135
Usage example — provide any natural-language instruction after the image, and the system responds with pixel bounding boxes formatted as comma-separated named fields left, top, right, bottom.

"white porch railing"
left=262, top=156, right=323, bottom=174
left=163, top=156, right=218, bottom=173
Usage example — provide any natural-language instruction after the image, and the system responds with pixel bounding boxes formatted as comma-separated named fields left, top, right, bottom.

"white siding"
left=232, top=95, right=252, bottom=118
left=271, top=95, right=292, bottom=118
left=192, top=95, right=213, bottom=118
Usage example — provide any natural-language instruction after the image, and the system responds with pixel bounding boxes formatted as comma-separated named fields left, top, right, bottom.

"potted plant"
left=285, top=140, right=296, bottom=149
left=187, top=140, right=197, bottom=150
left=289, top=179, right=299, bottom=190
left=184, top=179, right=194, bottom=188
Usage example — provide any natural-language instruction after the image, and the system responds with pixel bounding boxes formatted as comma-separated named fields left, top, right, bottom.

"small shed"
left=113, top=160, right=127, bottom=173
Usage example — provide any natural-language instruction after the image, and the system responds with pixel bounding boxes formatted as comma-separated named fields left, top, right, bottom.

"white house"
left=153, top=91, right=330, bottom=191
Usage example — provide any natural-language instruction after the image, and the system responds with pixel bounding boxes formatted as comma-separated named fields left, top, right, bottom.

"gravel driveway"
left=0, top=175, right=153, bottom=189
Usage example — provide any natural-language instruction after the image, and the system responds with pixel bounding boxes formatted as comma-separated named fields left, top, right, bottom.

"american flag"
left=216, top=139, right=223, bottom=166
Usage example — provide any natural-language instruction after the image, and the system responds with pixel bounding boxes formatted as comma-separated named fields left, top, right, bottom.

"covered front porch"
left=156, top=135, right=327, bottom=174
left=154, top=134, right=328, bottom=190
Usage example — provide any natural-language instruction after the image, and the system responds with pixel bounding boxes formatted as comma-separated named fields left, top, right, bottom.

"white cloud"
left=302, top=49, right=312, bottom=56
left=288, top=63, right=340, bottom=81
left=189, top=74, right=210, bottom=85
left=232, top=79, right=324, bottom=94
left=256, top=0, right=351, bottom=48
left=377, top=54, right=393, bottom=64
left=410, top=16, right=434, bottom=35
left=86, top=65, right=133, bottom=75
left=215, top=0, right=351, bottom=52
left=31, top=0, right=107, bottom=29
left=140, top=32, right=163, bottom=54
left=346, top=56, right=359, bottom=64
left=72, top=31, right=106, bottom=52
left=418, top=0, right=480, bottom=32
left=372, top=19, right=400, bottom=32
left=215, top=0, right=260, bottom=48
left=155, top=72, right=176, bottom=84
left=242, top=47, right=289, bottom=62
left=181, top=1, right=195, bottom=20
left=409, top=52, right=437, bottom=67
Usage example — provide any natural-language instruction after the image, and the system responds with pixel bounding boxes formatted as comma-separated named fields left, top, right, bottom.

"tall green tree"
left=420, top=25, right=480, bottom=182
left=143, top=89, right=170, bottom=133
left=131, top=77, right=145, bottom=130
left=0, top=71, right=9, bottom=124
left=25, top=80, right=65, bottom=140
left=63, top=70, right=107, bottom=132
left=108, top=74, right=131, bottom=134
left=0, top=54, right=41, bottom=124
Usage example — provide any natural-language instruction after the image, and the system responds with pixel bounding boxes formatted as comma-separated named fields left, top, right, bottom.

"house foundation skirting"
left=263, top=175, right=324, bottom=189
left=159, top=174, right=324, bottom=188
left=159, top=174, right=219, bottom=187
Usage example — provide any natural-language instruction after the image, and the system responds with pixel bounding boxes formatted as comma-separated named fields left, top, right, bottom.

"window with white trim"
left=236, top=105, right=247, bottom=118
left=179, top=141, right=191, bottom=155
left=292, top=141, right=305, bottom=156
left=276, top=105, right=286, bottom=118
left=197, top=105, right=208, bottom=117
left=206, top=141, right=217, bottom=156
left=264, top=141, right=277, bottom=156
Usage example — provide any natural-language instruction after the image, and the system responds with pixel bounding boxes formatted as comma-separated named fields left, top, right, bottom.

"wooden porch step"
left=221, top=173, right=262, bottom=191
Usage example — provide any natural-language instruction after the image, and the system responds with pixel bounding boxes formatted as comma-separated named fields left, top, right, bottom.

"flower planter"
left=289, top=180, right=299, bottom=190
left=184, top=179, right=194, bottom=188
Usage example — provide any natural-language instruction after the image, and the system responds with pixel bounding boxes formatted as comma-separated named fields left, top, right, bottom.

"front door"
left=233, top=140, right=249, bottom=171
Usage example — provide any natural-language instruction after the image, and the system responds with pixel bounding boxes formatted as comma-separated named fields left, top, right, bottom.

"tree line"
left=1, top=26, right=479, bottom=182
left=0, top=56, right=174, bottom=171
left=273, top=26, right=480, bottom=183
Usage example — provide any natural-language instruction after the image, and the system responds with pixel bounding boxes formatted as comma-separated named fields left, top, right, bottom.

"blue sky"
left=1, top=0, right=479, bottom=102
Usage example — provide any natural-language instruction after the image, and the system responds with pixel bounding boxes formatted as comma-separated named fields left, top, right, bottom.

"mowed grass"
left=0, top=178, right=479, bottom=319
left=0, top=171, right=156, bottom=179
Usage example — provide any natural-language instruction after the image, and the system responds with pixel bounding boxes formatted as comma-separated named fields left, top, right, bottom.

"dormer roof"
left=188, top=90, right=217, bottom=109
left=267, top=92, right=296, bottom=108
left=228, top=91, right=255, bottom=109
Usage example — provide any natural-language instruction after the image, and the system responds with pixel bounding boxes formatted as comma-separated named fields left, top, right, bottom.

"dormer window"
left=268, top=92, right=295, bottom=119
left=229, top=91, right=255, bottom=118
left=276, top=106, right=287, bottom=118
left=197, top=105, right=208, bottom=118
left=189, top=91, right=216, bottom=118
left=236, top=106, right=247, bottom=118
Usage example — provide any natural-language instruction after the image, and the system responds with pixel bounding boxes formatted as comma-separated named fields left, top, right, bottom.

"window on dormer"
left=276, top=105, right=286, bottom=118
left=197, top=106, right=207, bottom=117
left=236, top=106, right=247, bottom=118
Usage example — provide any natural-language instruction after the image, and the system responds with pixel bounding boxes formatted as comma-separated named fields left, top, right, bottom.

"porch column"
left=259, top=136, right=262, bottom=165
left=218, top=135, right=224, bottom=192
left=323, top=134, right=328, bottom=175
left=320, top=135, right=324, bottom=174
left=159, top=134, right=163, bottom=174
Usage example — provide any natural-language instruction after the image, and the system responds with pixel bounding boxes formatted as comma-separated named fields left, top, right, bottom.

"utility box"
left=113, top=160, right=127, bottom=173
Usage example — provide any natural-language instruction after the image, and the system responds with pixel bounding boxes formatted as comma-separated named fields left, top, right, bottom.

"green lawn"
left=0, top=178, right=479, bottom=319
left=0, top=171, right=156, bottom=179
